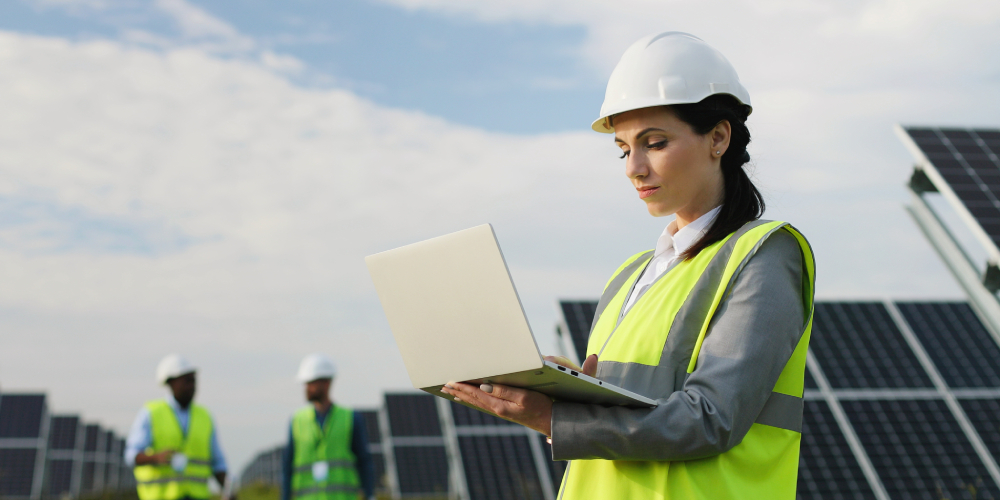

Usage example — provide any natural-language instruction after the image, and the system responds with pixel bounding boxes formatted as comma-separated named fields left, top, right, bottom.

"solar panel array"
left=558, top=299, right=1000, bottom=499
left=902, top=127, right=1000, bottom=247
left=0, top=393, right=128, bottom=500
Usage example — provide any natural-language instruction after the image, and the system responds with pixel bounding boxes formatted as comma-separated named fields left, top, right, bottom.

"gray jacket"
left=551, top=228, right=808, bottom=461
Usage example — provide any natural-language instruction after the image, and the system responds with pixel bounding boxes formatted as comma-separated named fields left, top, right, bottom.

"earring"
left=715, top=151, right=721, bottom=156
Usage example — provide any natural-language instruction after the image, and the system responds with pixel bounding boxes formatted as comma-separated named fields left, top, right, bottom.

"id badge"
left=171, top=453, right=188, bottom=473
left=312, top=461, right=329, bottom=482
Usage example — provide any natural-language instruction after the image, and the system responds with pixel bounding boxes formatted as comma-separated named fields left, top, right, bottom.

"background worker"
left=442, top=32, right=815, bottom=499
left=282, top=354, right=375, bottom=500
left=125, top=354, right=233, bottom=500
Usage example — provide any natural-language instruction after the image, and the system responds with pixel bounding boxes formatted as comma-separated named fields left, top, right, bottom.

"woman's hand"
left=440, top=354, right=599, bottom=436
left=441, top=382, right=554, bottom=436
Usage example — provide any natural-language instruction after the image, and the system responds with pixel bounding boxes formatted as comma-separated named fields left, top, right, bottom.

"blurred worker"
left=125, top=355, right=233, bottom=500
left=282, top=354, right=375, bottom=500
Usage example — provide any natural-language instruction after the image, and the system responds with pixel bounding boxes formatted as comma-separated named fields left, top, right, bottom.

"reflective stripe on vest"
left=133, top=401, right=214, bottom=500
left=559, top=220, right=816, bottom=500
left=291, top=405, right=360, bottom=500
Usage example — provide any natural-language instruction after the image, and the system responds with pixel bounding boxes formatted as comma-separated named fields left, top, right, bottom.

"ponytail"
left=670, top=94, right=763, bottom=259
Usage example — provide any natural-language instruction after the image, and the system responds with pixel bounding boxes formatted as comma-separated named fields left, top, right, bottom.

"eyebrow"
left=615, top=127, right=667, bottom=144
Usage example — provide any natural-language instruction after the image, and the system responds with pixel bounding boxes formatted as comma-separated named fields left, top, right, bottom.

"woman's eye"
left=619, top=150, right=630, bottom=159
left=648, top=140, right=667, bottom=150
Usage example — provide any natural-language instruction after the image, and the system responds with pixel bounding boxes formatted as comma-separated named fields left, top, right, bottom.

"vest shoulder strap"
left=589, top=250, right=653, bottom=338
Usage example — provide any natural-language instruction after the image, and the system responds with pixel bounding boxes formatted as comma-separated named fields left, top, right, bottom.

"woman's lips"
left=638, top=186, right=659, bottom=199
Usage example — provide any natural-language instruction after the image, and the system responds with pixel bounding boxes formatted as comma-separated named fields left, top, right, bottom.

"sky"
left=1, top=0, right=999, bottom=474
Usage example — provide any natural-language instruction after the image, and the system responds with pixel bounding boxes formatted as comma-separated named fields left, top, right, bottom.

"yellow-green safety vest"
left=134, top=400, right=214, bottom=500
left=558, top=220, right=815, bottom=500
left=291, top=405, right=360, bottom=500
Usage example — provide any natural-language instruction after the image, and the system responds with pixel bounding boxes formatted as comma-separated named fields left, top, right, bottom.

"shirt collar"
left=654, top=205, right=722, bottom=258
left=166, top=394, right=189, bottom=414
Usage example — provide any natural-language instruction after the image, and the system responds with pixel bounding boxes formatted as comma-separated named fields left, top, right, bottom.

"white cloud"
left=152, top=0, right=254, bottom=52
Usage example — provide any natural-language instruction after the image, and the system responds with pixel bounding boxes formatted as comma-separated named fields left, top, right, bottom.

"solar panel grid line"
left=897, top=302, right=1000, bottom=388
left=435, top=397, right=469, bottom=500
left=376, top=406, right=399, bottom=499
left=904, top=193, right=1000, bottom=343
left=804, top=349, right=891, bottom=500
left=898, top=125, right=1000, bottom=263
left=883, top=300, right=1000, bottom=488
left=970, top=130, right=1000, bottom=164
left=455, top=426, right=535, bottom=436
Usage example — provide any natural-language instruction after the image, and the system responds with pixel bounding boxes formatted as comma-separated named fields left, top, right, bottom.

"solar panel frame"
left=898, top=125, right=1000, bottom=260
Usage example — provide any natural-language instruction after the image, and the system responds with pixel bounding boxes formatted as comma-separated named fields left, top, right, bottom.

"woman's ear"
left=711, top=120, right=732, bottom=156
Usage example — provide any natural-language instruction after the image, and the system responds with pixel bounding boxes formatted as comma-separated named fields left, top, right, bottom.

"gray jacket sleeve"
left=550, top=229, right=806, bottom=461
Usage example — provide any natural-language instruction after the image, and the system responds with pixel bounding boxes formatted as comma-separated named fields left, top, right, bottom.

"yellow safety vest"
left=134, top=400, right=214, bottom=500
left=558, top=220, right=815, bottom=500
left=291, top=405, right=360, bottom=500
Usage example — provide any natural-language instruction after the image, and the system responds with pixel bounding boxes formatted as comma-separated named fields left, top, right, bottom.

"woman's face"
left=613, top=106, right=728, bottom=220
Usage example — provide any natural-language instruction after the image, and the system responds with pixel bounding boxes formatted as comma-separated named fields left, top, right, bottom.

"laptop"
left=365, top=224, right=656, bottom=411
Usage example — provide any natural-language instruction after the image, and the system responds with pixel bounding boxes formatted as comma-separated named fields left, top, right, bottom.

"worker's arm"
left=125, top=407, right=174, bottom=466
left=549, top=229, right=807, bottom=461
left=351, top=412, right=376, bottom=500
left=281, top=424, right=294, bottom=500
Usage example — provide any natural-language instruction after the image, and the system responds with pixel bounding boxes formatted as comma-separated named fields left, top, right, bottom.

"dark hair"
left=670, top=94, right=764, bottom=259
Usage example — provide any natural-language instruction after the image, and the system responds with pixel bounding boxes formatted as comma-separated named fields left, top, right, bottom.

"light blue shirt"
left=124, top=395, right=228, bottom=473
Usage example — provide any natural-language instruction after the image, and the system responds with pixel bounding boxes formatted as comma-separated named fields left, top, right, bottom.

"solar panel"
left=47, top=416, right=80, bottom=450
left=392, top=446, right=449, bottom=495
left=80, top=462, right=96, bottom=493
left=83, top=425, right=99, bottom=452
left=384, top=394, right=441, bottom=437
left=810, top=302, right=934, bottom=388
left=896, top=302, right=1000, bottom=387
left=0, top=448, right=37, bottom=496
left=797, top=400, right=875, bottom=500
left=0, top=394, right=47, bottom=438
left=45, top=459, right=74, bottom=496
left=458, top=435, right=545, bottom=500
left=903, top=127, right=1000, bottom=246
left=450, top=402, right=516, bottom=427
left=559, top=301, right=598, bottom=362
left=842, top=399, right=999, bottom=498
left=959, top=399, right=1000, bottom=465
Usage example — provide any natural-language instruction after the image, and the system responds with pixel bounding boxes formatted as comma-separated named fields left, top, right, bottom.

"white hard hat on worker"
left=156, top=354, right=197, bottom=385
left=297, top=353, right=338, bottom=383
left=592, top=32, right=751, bottom=134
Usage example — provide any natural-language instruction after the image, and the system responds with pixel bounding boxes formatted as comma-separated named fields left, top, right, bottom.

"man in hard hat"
left=124, top=355, right=234, bottom=500
left=282, top=354, right=375, bottom=500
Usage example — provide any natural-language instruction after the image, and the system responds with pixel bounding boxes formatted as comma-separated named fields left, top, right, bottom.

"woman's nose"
left=625, top=153, right=648, bottom=179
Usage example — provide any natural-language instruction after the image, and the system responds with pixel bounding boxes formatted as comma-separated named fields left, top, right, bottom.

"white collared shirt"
left=621, top=206, right=722, bottom=316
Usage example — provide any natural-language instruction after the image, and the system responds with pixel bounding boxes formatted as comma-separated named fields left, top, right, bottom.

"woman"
left=441, top=32, right=815, bottom=499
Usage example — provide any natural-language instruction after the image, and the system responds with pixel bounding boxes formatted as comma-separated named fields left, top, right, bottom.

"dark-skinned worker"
left=124, top=355, right=233, bottom=500
left=282, top=354, right=375, bottom=500
left=441, top=32, right=815, bottom=499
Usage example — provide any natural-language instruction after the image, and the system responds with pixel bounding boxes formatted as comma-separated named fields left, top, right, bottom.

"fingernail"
left=454, top=397, right=461, bottom=401
left=480, top=383, right=493, bottom=393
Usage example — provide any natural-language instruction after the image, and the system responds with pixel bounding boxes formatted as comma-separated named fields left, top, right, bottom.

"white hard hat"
left=156, top=354, right=197, bottom=385
left=593, top=32, right=752, bottom=133
left=297, top=353, right=337, bottom=383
